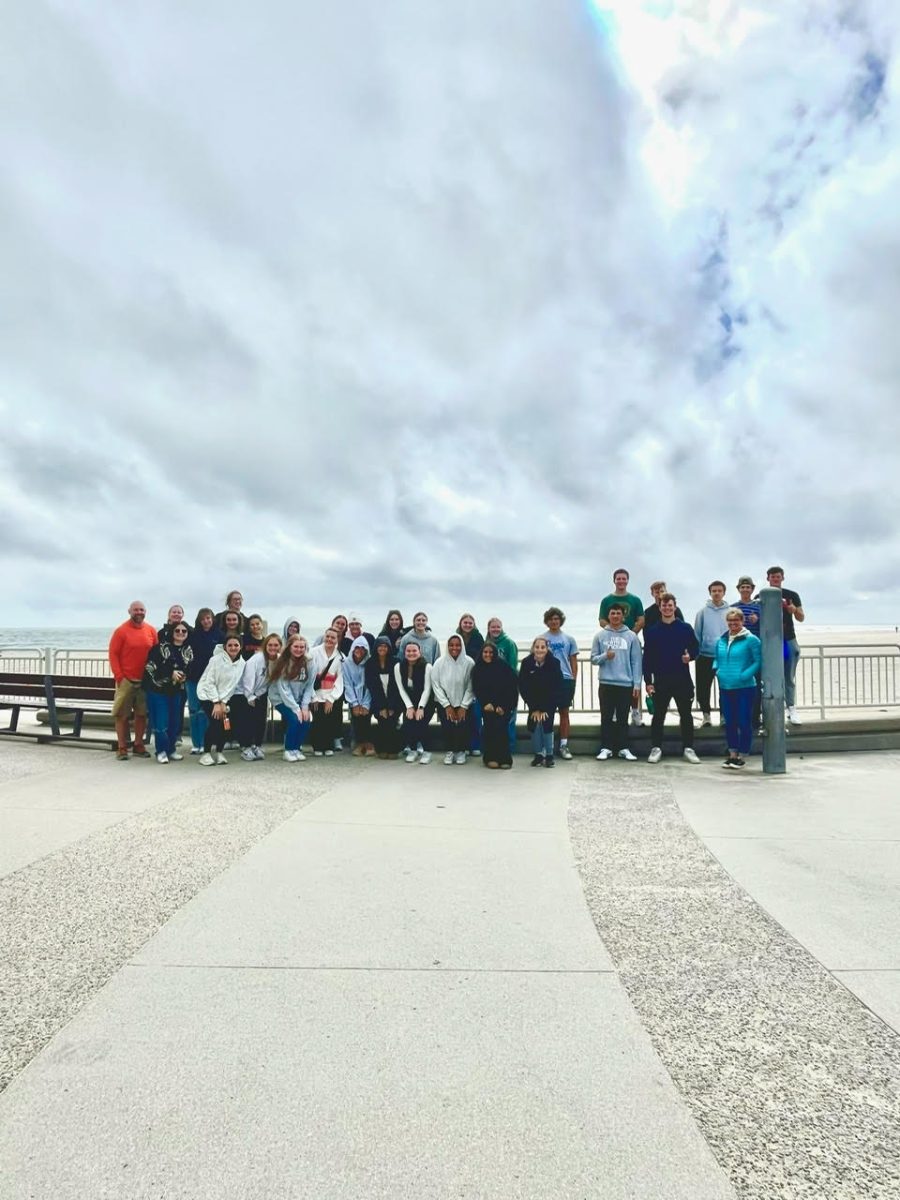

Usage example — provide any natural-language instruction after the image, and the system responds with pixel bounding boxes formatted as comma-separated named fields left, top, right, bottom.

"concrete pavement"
left=1, top=739, right=899, bottom=1197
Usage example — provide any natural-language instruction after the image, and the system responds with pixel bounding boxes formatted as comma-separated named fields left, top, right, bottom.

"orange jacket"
left=109, top=621, right=158, bottom=682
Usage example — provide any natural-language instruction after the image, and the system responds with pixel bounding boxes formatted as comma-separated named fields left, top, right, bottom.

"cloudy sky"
left=2, top=0, right=899, bottom=631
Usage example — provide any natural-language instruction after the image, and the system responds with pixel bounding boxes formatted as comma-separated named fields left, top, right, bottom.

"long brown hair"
left=270, top=635, right=310, bottom=683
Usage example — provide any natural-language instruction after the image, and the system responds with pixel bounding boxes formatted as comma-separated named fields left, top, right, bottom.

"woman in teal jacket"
left=715, top=609, right=762, bottom=769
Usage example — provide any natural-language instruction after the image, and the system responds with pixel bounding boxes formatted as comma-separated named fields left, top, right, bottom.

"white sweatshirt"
left=196, top=645, right=246, bottom=704
left=308, top=643, right=344, bottom=703
left=431, top=651, right=474, bottom=708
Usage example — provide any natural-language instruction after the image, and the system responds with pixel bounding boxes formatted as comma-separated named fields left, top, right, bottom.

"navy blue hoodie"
left=187, top=625, right=224, bottom=683
left=642, top=620, right=699, bottom=685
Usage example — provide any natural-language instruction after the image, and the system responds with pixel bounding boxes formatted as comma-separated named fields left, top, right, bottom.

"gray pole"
left=759, top=586, right=786, bottom=774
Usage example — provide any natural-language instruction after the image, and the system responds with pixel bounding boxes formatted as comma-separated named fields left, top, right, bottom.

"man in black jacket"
left=643, top=593, right=700, bottom=763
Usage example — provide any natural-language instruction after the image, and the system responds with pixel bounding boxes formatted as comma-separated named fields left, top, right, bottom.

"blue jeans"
left=276, top=704, right=310, bottom=753
left=720, top=687, right=755, bottom=755
left=784, top=639, right=800, bottom=708
left=146, top=690, right=184, bottom=757
left=508, top=711, right=517, bottom=755
left=470, top=699, right=483, bottom=751
left=529, top=712, right=555, bottom=756
left=185, top=681, right=207, bottom=751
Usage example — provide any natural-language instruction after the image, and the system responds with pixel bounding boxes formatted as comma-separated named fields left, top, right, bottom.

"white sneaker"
left=648, top=747, right=663, bottom=764
left=215, top=752, right=228, bottom=765
left=283, top=750, right=296, bottom=762
left=240, top=748, right=256, bottom=762
left=683, top=747, right=700, bottom=764
left=595, top=748, right=612, bottom=761
left=253, top=746, right=266, bottom=759
left=169, top=751, right=183, bottom=761
left=405, top=750, right=419, bottom=763
left=156, top=752, right=169, bottom=764
left=324, top=749, right=334, bottom=757
left=419, top=751, right=432, bottom=765
left=700, top=715, right=712, bottom=728
left=295, top=750, right=306, bottom=761
left=190, top=747, right=202, bottom=755
left=470, top=749, right=482, bottom=757
left=454, top=751, right=466, bottom=765
left=787, top=707, right=802, bottom=724
left=198, top=753, right=215, bottom=767
left=618, top=748, right=638, bottom=761
left=314, top=751, right=324, bottom=757
left=558, top=745, right=573, bottom=760
left=443, top=751, right=455, bottom=765
left=630, top=708, right=643, bottom=727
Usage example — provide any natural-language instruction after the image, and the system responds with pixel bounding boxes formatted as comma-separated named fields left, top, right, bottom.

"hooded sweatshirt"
left=343, top=636, right=373, bottom=708
left=431, top=646, right=475, bottom=709
left=472, top=654, right=519, bottom=713
left=397, top=628, right=440, bottom=665
left=282, top=617, right=302, bottom=642
left=196, top=644, right=246, bottom=704
left=237, top=652, right=275, bottom=701
left=694, top=599, right=730, bottom=657
left=308, top=642, right=344, bottom=703
left=590, top=626, right=642, bottom=689
left=714, top=628, right=761, bottom=690
left=366, top=639, right=403, bottom=713
left=267, top=658, right=315, bottom=715
left=518, top=653, right=565, bottom=712
left=486, top=629, right=519, bottom=672
left=456, top=624, right=484, bottom=662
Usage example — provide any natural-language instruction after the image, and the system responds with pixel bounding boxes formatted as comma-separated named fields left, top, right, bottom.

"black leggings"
left=200, top=700, right=227, bottom=753
left=649, top=678, right=695, bottom=749
left=311, top=702, right=342, bottom=751
left=372, top=712, right=401, bottom=755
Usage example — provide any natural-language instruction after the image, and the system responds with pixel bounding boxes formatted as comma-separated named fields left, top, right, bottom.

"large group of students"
left=107, top=567, right=804, bottom=773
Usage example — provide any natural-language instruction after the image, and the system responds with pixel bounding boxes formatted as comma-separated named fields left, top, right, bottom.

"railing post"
left=760, top=587, right=786, bottom=774
left=818, top=646, right=826, bottom=721
left=44, top=647, right=53, bottom=674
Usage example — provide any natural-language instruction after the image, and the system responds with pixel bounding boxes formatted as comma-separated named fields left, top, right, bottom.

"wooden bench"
left=0, top=672, right=117, bottom=747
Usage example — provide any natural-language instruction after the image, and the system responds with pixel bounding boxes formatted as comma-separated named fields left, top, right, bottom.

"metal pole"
left=760, top=587, right=786, bottom=774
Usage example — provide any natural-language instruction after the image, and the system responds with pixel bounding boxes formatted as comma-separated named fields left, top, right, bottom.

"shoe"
left=487, top=761, right=499, bottom=769
left=175, top=737, right=183, bottom=746
left=190, top=747, right=202, bottom=755
left=419, top=752, right=432, bottom=765
left=531, top=755, right=543, bottom=767
left=284, top=750, right=296, bottom=762
left=734, top=756, right=745, bottom=768
left=630, top=708, right=643, bottom=727
left=133, top=747, right=151, bottom=759
left=169, top=751, right=183, bottom=761
left=334, top=739, right=344, bottom=751
left=352, top=745, right=366, bottom=756
left=648, top=747, right=663, bottom=764
left=443, top=751, right=455, bottom=765
left=365, top=745, right=377, bottom=756
left=470, top=749, right=482, bottom=757
left=500, top=763, right=512, bottom=770
left=253, top=746, right=266, bottom=759
left=454, top=751, right=466, bottom=765
left=405, top=750, right=419, bottom=763
left=240, top=748, right=256, bottom=762
left=295, top=750, right=306, bottom=761
left=595, top=749, right=612, bottom=761
left=156, top=752, right=169, bottom=764
left=314, top=751, right=324, bottom=757
left=116, top=749, right=129, bottom=761
left=558, top=745, right=573, bottom=760
left=722, top=759, right=740, bottom=770
left=215, top=752, right=228, bottom=765
left=618, top=748, right=637, bottom=761
left=198, top=753, right=215, bottom=767
left=683, top=747, right=700, bottom=764
left=700, top=715, right=712, bottom=727
left=544, top=756, right=555, bottom=768
left=787, top=707, right=802, bottom=724
left=324, top=749, right=334, bottom=757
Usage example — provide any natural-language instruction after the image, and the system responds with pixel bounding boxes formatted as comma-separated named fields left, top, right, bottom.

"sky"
left=2, top=0, right=899, bottom=632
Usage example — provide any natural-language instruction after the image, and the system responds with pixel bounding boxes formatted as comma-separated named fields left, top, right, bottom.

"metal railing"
left=1, top=643, right=899, bottom=718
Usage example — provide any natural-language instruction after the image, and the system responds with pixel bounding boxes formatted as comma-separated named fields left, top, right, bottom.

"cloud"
left=1, top=0, right=899, bottom=630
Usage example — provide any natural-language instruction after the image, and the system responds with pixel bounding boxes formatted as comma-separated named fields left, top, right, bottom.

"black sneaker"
left=734, top=757, right=746, bottom=768
left=531, top=754, right=543, bottom=767
left=544, top=756, right=555, bottom=768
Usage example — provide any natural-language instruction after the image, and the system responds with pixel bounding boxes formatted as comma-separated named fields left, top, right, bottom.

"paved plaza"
left=0, top=740, right=898, bottom=1198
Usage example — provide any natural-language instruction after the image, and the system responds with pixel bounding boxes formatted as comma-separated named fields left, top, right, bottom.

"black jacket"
left=366, top=658, right=403, bottom=713
left=518, top=654, right=564, bottom=712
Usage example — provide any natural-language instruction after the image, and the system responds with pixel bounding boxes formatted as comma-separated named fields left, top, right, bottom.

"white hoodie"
left=308, top=642, right=344, bottom=703
left=236, top=652, right=272, bottom=701
left=196, top=644, right=246, bottom=703
left=431, top=648, right=475, bottom=708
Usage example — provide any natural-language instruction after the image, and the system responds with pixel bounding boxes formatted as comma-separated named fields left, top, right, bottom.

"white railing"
left=2, top=643, right=899, bottom=717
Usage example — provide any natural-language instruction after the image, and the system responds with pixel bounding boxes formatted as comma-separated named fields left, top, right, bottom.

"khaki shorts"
left=111, top=678, right=147, bottom=719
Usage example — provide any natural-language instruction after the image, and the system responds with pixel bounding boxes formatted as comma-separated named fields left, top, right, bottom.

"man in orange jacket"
left=108, top=601, right=158, bottom=759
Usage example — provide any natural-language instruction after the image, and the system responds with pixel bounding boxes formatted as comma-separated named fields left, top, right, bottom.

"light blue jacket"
left=590, top=627, right=642, bottom=688
left=714, top=630, right=761, bottom=690
left=694, top=600, right=730, bottom=657
left=343, top=636, right=372, bottom=708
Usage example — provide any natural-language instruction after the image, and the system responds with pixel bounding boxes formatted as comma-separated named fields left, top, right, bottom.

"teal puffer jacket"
left=714, top=630, right=761, bottom=690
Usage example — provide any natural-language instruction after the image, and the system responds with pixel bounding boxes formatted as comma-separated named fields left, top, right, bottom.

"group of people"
left=106, top=568, right=803, bottom=772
